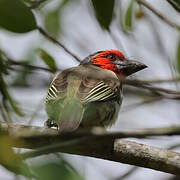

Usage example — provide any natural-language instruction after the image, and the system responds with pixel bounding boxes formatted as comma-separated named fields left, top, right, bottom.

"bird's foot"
left=44, top=119, right=58, bottom=130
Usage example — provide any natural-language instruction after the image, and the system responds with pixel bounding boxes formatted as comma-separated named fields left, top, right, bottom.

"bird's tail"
left=58, top=99, right=84, bottom=132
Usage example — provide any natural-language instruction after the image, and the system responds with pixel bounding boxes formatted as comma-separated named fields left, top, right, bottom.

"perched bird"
left=45, top=50, right=147, bottom=132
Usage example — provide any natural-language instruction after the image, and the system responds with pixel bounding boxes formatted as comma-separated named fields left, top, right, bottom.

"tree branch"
left=137, top=0, right=180, bottom=30
left=7, top=59, right=53, bottom=72
left=137, top=0, right=180, bottom=31
left=2, top=123, right=180, bottom=140
left=113, top=140, right=180, bottom=175
left=125, top=77, right=180, bottom=84
left=0, top=50, right=54, bottom=73
left=19, top=137, right=180, bottom=176
left=37, top=27, right=81, bottom=62
left=1, top=123, right=180, bottom=175
left=125, top=79, right=180, bottom=98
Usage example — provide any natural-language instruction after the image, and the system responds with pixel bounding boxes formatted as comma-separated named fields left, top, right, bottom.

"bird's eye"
left=107, top=54, right=116, bottom=60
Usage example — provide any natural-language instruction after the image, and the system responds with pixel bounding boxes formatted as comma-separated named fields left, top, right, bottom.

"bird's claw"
left=45, top=119, right=58, bottom=130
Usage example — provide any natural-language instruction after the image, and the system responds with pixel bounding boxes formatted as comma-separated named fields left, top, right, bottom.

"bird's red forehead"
left=93, top=50, right=125, bottom=59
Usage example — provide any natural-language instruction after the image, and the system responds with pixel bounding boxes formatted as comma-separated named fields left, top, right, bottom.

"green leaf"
left=0, top=0, right=37, bottom=33
left=30, top=157, right=83, bottom=180
left=177, top=39, right=180, bottom=73
left=167, top=0, right=180, bottom=13
left=44, top=0, right=72, bottom=37
left=45, top=9, right=60, bottom=37
left=0, top=52, right=8, bottom=75
left=91, top=0, right=115, bottom=30
left=119, top=1, right=128, bottom=33
left=38, top=49, right=57, bottom=72
left=125, top=0, right=134, bottom=31
left=0, top=131, right=33, bottom=177
left=23, top=0, right=48, bottom=9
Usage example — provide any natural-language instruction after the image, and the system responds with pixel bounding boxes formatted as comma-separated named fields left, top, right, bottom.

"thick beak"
left=114, top=59, right=147, bottom=76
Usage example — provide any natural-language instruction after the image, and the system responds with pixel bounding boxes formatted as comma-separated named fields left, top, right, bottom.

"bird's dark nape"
left=80, top=51, right=103, bottom=64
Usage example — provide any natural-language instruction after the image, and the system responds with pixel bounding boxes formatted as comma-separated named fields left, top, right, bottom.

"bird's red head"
left=91, top=50, right=125, bottom=74
left=82, top=50, right=147, bottom=77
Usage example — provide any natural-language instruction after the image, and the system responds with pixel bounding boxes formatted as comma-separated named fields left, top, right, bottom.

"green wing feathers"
left=58, top=99, right=84, bottom=132
left=81, top=81, right=117, bottom=103
left=46, top=71, right=85, bottom=132
left=45, top=66, right=120, bottom=131
left=46, top=84, right=58, bottom=102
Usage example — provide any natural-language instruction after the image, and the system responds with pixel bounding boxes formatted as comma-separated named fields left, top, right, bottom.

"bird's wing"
left=78, top=64, right=121, bottom=104
left=46, top=69, right=68, bottom=103
left=80, top=80, right=118, bottom=104
left=45, top=83, right=59, bottom=102
left=46, top=68, right=85, bottom=132
left=46, top=65, right=120, bottom=104
left=45, top=66, right=120, bottom=131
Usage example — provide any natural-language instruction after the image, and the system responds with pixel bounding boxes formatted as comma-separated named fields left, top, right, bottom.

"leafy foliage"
left=167, top=0, right=180, bottom=13
left=44, top=0, right=72, bottom=37
left=91, top=0, right=115, bottom=30
left=119, top=1, right=127, bottom=33
left=23, top=0, right=49, bottom=9
left=125, top=0, right=134, bottom=31
left=0, top=51, right=8, bottom=75
left=0, top=129, right=32, bottom=177
left=0, top=0, right=37, bottom=33
left=0, top=52, right=24, bottom=116
left=38, top=48, right=57, bottom=73
left=45, top=9, right=60, bottom=37
left=30, top=156, right=83, bottom=180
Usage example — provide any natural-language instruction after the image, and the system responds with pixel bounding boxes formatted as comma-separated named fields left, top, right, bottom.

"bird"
left=45, top=50, right=147, bottom=132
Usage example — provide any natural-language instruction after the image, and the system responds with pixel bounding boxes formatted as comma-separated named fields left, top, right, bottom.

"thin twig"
left=136, top=0, right=180, bottom=31
left=8, top=59, right=53, bottom=72
left=168, top=143, right=180, bottom=150
left=125, top=77, right=180, bottom=84
left=167, top=0, right=180, bottom=12
left=37, top=27, right=81, bottom=62
left=113, top=167, right=138, bottom=180
left=29, top=0, right=49, bottom=9
left=125, top=80, right=180, bottom=96
left=1, top=50, right=54, bottom=73
left=122, top=95, right=163, bottom=112
left=0, top=102, right=10, bottom=122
